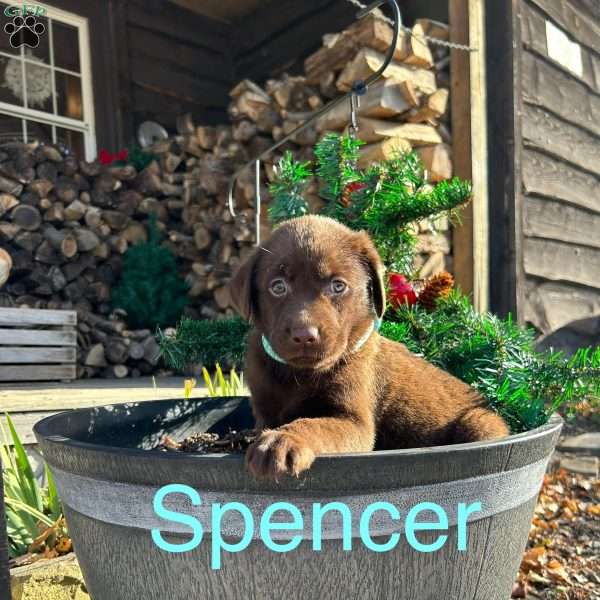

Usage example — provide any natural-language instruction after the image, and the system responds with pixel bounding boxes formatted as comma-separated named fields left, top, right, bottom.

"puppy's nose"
left=291, top=326, right=320, bottom=345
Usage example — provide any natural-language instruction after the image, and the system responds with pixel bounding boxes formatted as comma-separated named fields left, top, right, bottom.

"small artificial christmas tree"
left=268, top=133, right=471, bottom=275
left=112, top=216, right=189, bottom=330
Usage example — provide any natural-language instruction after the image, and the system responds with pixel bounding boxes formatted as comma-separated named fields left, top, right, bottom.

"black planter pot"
left=34, top=397, right=562, bottom=600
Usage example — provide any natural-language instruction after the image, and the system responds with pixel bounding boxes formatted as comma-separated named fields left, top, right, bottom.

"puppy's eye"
left=269, top=279, right=288, bottom=297
left=331, top=279, right=347, bottom=294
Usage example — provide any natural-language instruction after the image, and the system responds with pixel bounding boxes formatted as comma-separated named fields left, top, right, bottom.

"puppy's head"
left=229, top=215, right=385, bottom=370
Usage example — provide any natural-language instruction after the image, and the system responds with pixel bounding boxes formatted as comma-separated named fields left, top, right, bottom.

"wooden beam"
left=169, top=0, right=264, bottom=22
left=486, top=0, right=525, bottom=320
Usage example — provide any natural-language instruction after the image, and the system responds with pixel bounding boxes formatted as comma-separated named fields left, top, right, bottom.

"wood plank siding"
left=488, top=0, right=600, bottom=335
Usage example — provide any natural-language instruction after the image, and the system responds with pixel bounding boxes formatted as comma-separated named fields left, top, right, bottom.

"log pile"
left=224, top=13, right=454, bottom=275
left=0, top=140, right=251, bottom=378
left=0, top=14, right=453, bottom=378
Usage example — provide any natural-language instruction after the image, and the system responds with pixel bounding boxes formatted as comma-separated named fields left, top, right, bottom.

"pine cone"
left=418, top=271, right=454, bottom=311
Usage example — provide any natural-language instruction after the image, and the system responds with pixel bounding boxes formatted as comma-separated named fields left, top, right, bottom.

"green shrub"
left=112, top=216, right=189, bottom=330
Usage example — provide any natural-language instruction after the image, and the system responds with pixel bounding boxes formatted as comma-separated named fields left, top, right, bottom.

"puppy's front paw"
left=245, top=430, right=315, bottom=479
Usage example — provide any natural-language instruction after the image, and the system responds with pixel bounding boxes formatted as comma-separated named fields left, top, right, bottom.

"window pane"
left=0, top=114, right=23, bottom=143
left=0, top=54, right=24, bottom=106
left=53, top=21, right=80, bottom=73
left=56, top=71, right=82, bottom=120
left=26, top=16, right=50, bottom=63
left=0, top=2, right=20, bottom=55
left=25, top=61, right=53, bottom=112
left=56, top=127, right=83, bottom=158
left=25, top=119, right=52, bottom=145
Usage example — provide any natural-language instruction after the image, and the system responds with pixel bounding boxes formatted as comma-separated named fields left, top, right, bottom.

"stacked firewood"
left=0, top=140, right=252, bottom=378
left=224, top=14, right=453, bottom=276
left=0, top=14, right=453, bottom=378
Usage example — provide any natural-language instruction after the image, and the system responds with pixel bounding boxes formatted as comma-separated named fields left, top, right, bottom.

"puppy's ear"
left=228, top=249, right=259, bottom=322
left=354, top=231, right=386, bottom=319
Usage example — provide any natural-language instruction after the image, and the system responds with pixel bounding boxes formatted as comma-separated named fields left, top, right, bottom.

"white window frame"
left=0, top=4, right=96, bottom=159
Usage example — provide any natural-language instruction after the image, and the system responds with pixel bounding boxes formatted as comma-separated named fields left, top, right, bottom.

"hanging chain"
left=344, top=0, right=478, bottom=52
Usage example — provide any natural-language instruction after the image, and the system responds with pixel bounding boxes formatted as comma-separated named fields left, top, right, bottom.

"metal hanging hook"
left=255, top=159, right=261, bottom=247
left=227, top=0, right=402, bottom=238
left=349, top=92, right=360, bottom=138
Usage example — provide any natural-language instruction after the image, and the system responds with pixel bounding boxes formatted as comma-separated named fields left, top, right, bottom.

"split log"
left=406, top=89, right=449, bottom=123
left=128, top=342, right=145, bottom=361
left=85, top=343, right=107, bottom=368
left=317, top=79, right=412, bottom=131
left=404, top=23, right=434, bottom=68
left=0, top=194, right=18, bottom=217
left=305, top=14, right=409, bottom=84
left=11, top=205, right=41, bottom=231
left=416, top=144, right=453, bottom=181
left=74, top=228, right=100, bottom=252
left=63, top=199, right=87, bottom=221
left=27, top=179, right=54, bottom=198
left=358, top=137, right=412, bottom=168
left=43, top=227, right=78, bottom=259
left=337, top=48, right=437, bottom=94
left=355, top=120, right=443, bottom=145
left=0, top=175, right=23, bottom=196
left=0, top=248, right=12, bottom=288
left=105, top=364, right=129, bottom=379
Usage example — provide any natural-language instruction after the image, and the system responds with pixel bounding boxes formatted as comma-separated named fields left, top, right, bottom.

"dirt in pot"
left=157, top=430, right=257, bottom=454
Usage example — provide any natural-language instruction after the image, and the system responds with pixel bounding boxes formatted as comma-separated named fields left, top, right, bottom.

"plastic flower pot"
left=34, top=397, right=562, bottom=600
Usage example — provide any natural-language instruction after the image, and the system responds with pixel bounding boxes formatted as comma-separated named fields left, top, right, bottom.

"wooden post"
left=486, top=0, right=525, bottom=320
left=449, top=0, right=490, bottom=313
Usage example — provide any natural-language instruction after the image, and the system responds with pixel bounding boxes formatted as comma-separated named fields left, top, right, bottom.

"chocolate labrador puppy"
left=229, top=215, right=508, bottom=479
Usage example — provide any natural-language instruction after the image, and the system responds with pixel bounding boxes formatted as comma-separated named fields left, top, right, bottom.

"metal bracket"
left=227, top=0, right=402, bottom=245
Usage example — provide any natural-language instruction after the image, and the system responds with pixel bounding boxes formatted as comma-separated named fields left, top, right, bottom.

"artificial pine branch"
left=380, top=292, right=600, bottom=433
left=157, top=316, right=250, bottom=371
left=314, top=133, right=363, bottom=204
left=268, top=152, right=312, bottom=224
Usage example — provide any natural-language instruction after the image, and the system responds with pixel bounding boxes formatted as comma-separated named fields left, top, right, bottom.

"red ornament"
left=388, top=273, right=417, bottom=308
left=98, top=148, right=129, bottom=166
left=341, top=181, right=367, bottom=207
left=115, top=148, right=129, bottom=162
left=98, top=149, right=113, bottom=165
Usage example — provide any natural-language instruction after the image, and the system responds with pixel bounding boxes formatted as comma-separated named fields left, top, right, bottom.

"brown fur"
left=229, top=216, right=509, bottom=479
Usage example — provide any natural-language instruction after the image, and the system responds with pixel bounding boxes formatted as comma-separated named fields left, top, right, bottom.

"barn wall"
left=487, top=0, right=600, bottom=335
left=519, top=0, right=600, bottom=335
left=122, top=0, right=234, bottom=136
left=231, top=0, right=449, bottom=83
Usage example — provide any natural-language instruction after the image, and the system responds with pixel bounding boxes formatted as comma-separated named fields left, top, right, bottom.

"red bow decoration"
left=99, top=148, right=129, bottom=166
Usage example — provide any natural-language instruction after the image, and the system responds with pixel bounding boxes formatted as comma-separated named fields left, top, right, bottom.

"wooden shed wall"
left=121, top=0, right=234, bottom=135
left=488, top=0, right=600, bottom=335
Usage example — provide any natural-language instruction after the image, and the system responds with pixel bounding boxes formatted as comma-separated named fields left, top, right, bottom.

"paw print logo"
left=4, top=15, right=45, bottom=49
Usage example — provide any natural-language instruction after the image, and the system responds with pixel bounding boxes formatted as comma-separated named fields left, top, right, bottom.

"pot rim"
left=33, top=396, right=564, bottom=463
